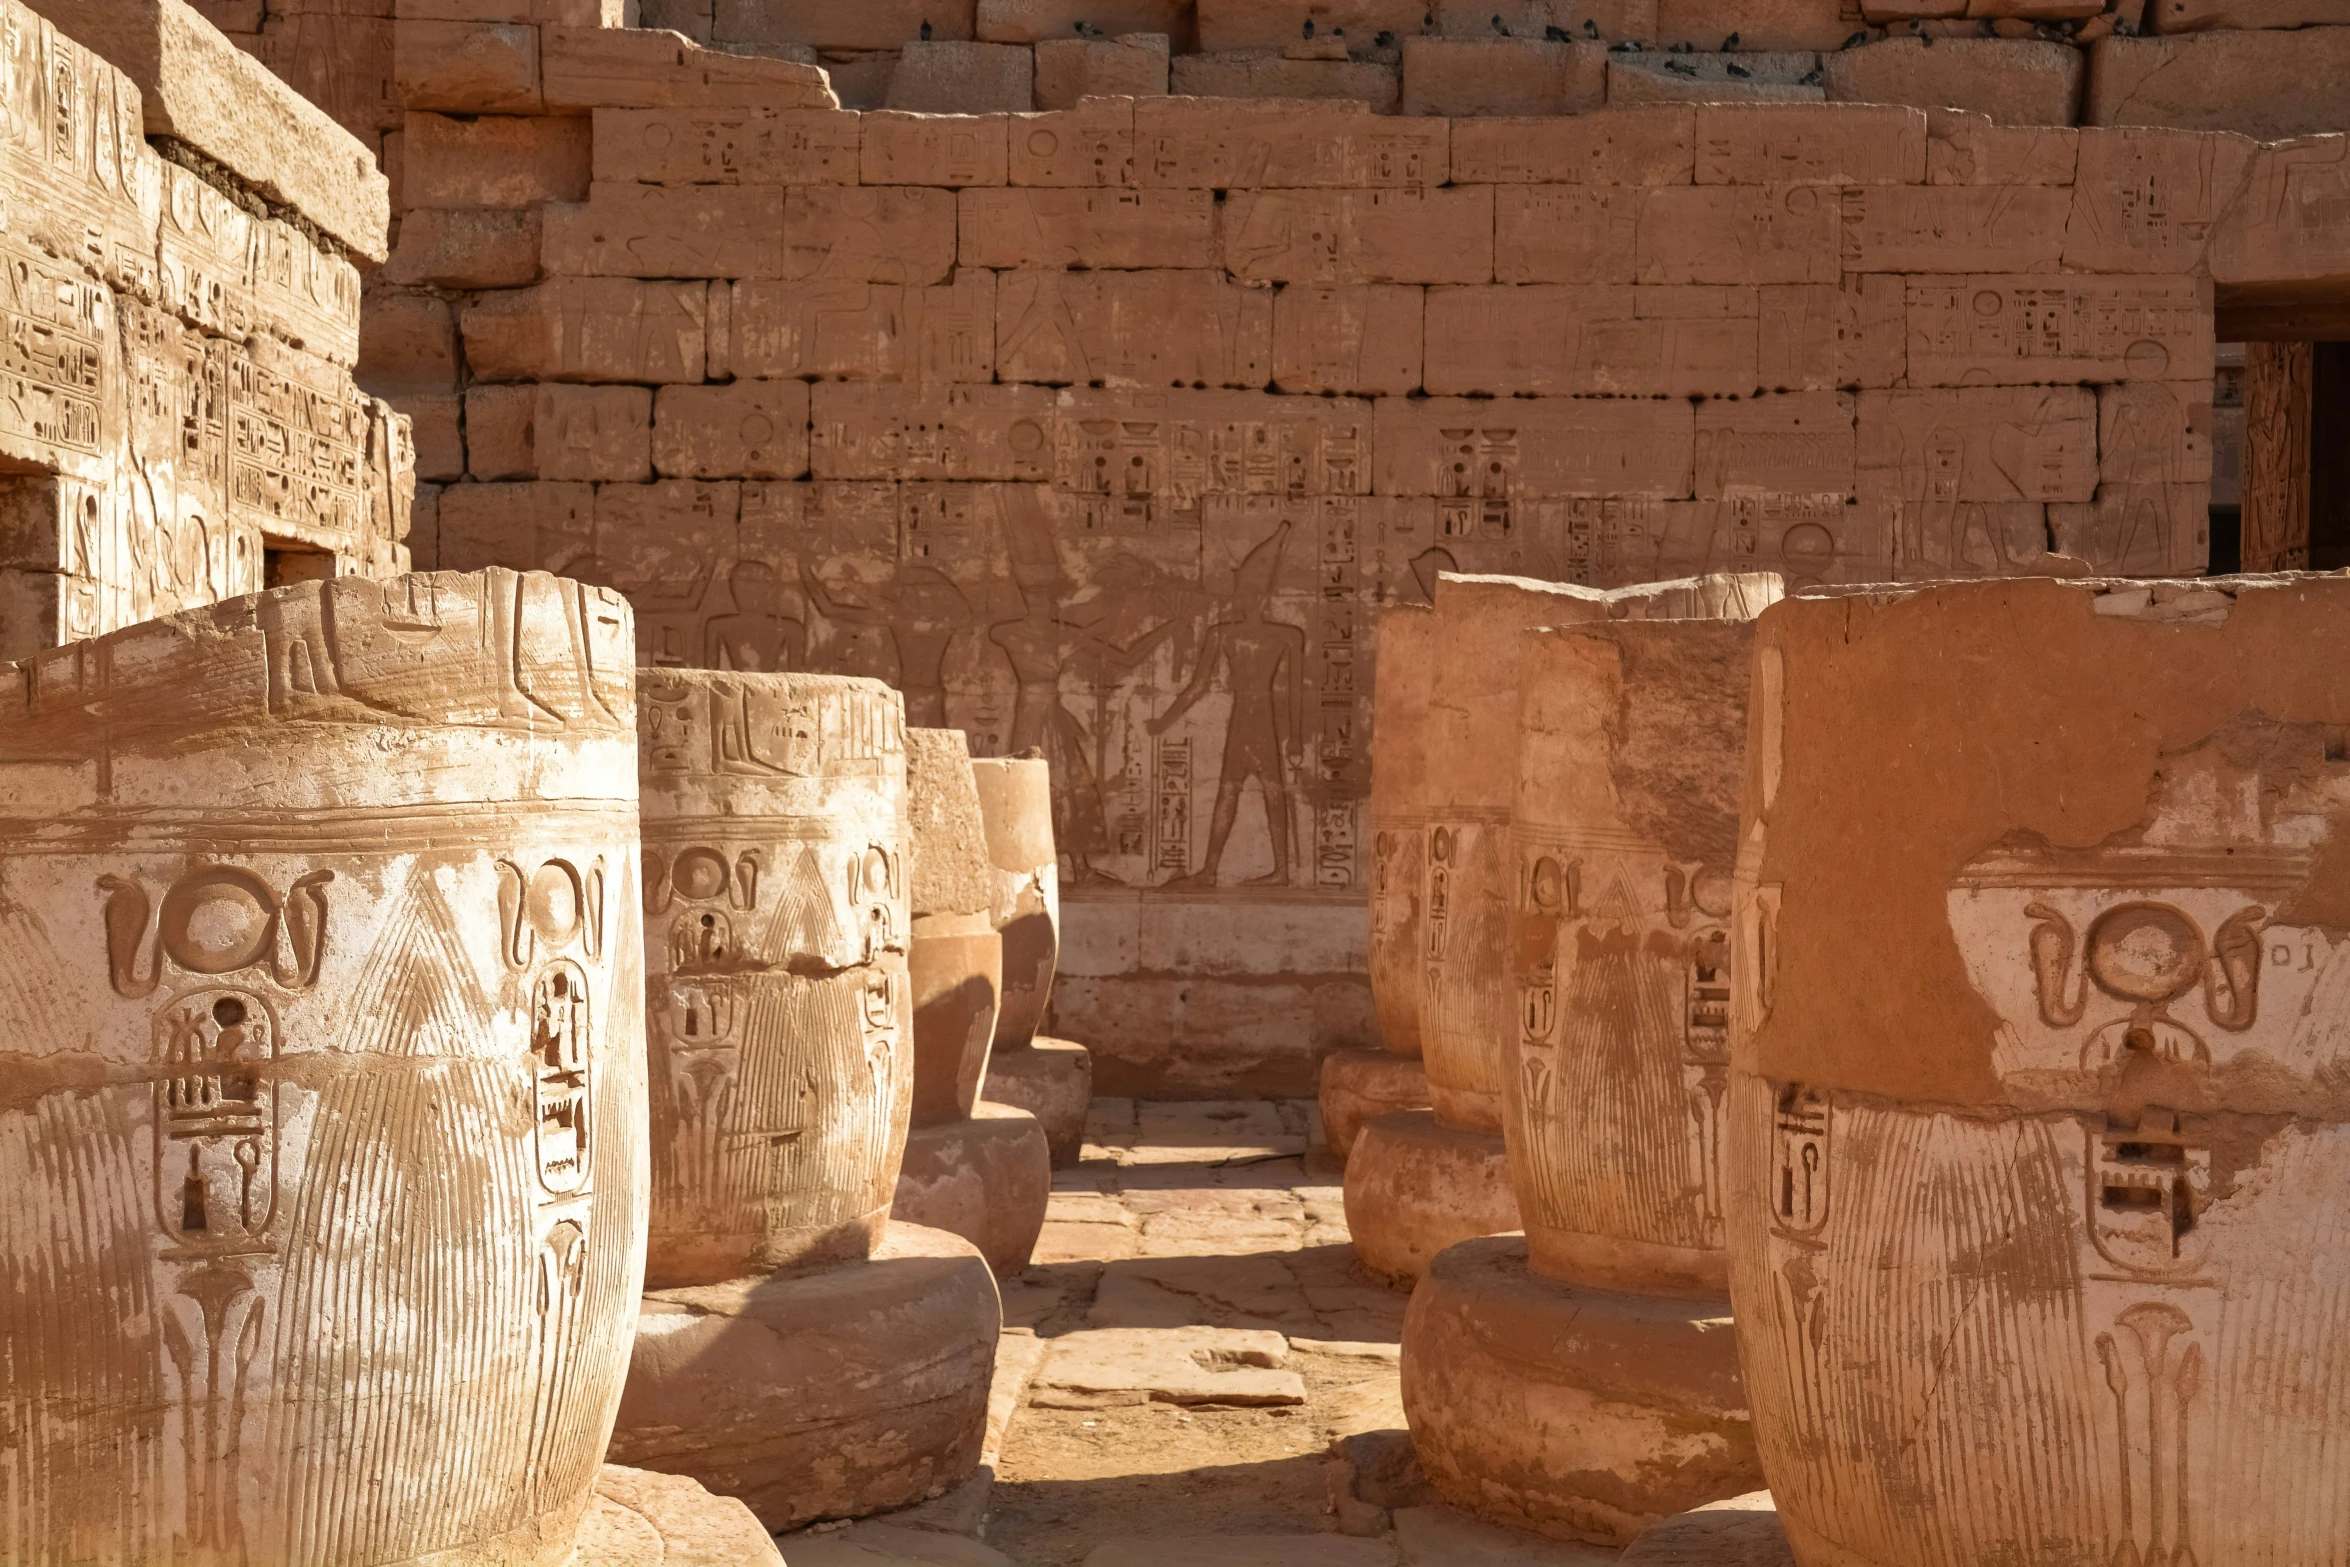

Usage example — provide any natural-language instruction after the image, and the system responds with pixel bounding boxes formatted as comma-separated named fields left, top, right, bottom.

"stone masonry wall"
left=0, top=0, right=410, bottom=659
left=357, top=85, right=2350, bottom=1094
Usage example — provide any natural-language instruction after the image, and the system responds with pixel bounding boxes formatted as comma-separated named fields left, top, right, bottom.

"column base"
left=1341, top=1109, right=1519, bottom=1282
left=1620, top=1490, right=1791, bottom=1565
left=1401, top=1234, right=1760, bottom=1547
left=981, top=1036, right=1093, bottom=1167
left=1319, top=1048, right=1430, bottom=1164
left=579, top=1465, right=786, bottom=1565
left=607, top=1220, right=1001, bottom=1533
left=894, top=1102, right=1052, bottom=1275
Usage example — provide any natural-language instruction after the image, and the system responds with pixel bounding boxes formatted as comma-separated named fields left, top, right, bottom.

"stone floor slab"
left=1082, top=1536, right=1399, bottom=1566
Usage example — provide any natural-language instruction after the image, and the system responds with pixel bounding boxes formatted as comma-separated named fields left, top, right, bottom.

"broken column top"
left=28, top=0, right=390, bottom=259
left=1744, top=571, right=2350, bottom=1111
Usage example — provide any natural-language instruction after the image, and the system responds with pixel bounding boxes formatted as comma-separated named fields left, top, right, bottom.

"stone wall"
left=361, top=87, right=2350, bottom=1093
left=0, top=0, right=409, bottom=659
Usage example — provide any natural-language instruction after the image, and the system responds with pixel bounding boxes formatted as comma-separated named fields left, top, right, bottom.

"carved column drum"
left=638, top=670, right=912, bottom=1290
left=970, top=754, right=1058, bottom=1053
left=1419, top=574, right=1614, bottom=1131
left=0, top=569, right=646, bottom=1566
left=1369, top=602, right=1435, bottom=1061
left=1508, top=575, right=1780, bottom=1296
left=905, top=727, right=1001, bottom=1127
left=1730, top=576, right=2350, bottom=1567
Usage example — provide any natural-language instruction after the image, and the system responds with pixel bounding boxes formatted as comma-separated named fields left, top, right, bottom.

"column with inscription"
left=1402, top=572, right=1780, bottom=1546
left=0, top=569, right=642, bottom=1565
left=605, top=670, right=1002, bottom=1531
left=891, top=727, right=1054, bottom=1274
left=973, top=752, right=1095, bottom=1167
left=1731, top=573, right=2350, bottom=1567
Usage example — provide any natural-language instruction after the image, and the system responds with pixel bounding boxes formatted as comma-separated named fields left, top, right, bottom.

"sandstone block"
left=0, top=569, right=643, bottom=1557
left=961, top=187, right=1219, bottom=268
left=983, top=1037, right=1092, bottom=1165
left=1399, top=38, right=1606, bottom=117
left=1319, top=1047, right=1429, bottom=1161
left=1825, top=37, right=2082, bottom=126
left=403, top=110, right=590, bottom=207
left=2152, top=0, right=2350, bottom=25
left=432, top=477, right=595, bottom=567
left=462, top=278, right=708, bottom=383
left=1424, top=284, right=1753, bottom=396
left=1838, top=183, right=2071, bottom=271
left=1227, top=188, right=1493, bottom=284
left=1032, top=34, right=1171, bottom=107
left=1377, top=394, right=1695, bottom=497
left=1495, top=186, right=1639, bottom=282
left=533, top=384, right=653, bottom=481
left=1402, top=1238, right=1758, bottom=1545
left=1620, top=1494, right=1793, bottom=1567
left=1135, top=96, right=1447, bottom=186
left=1658, top=0, right=1847, bottom=46
left=1169, top=51, right=1401, bottom=112
left=894, top=1104, right=1051, bottom=1273
left=1449, top=107, right=1696, bottom=183
left=30, top=0, right=392, bottom=258
left=1342, top=1111, right=1520, bottom=1282
left=860, top=110, right=1009, bottom=185
left=1695, top=391, right=1854, bottom=499
left=720, top=270, right=997, bottom=383
left=592, top=106, right=859, bottom=183
left=393, top=18, right=541, bottom=112
left=357, top=287, right=460, bottom=392
left=464, top=383, right=537, bottom=479
left=1610, top=52, right=1824, bottom=105
left=818, top=51, right=900, bottom=111
left=399, top=390, right=463, bottom=482
left=1272, top=283, right=1422, bottom=395
left=788, top=186, right=959, bottom=282
left=997, top=269, right=1273, bottom=387
left=2064, top=126, right=2256, bottom=274
left=1694, top=102, right=1928, bottom=184
left=650, top=380, right=812, bottom=479
left=540, top=24, right=839, bottom=109
left=249, top=13, right=399, bottom=142
left=887, top=40, right=1035, bottom=111
left=580, top=1467, right=785, bottom=1567
left=1856, top=385, right=2097, bottom=502
left=1731, top=576, right=2350, bottom=1567
left=2207, top=136, right=2350, bottom=298
left=1032, top=1326, right=1306, bottom=1407
left=383, top=206, right=542, bottom=288
left=2089, top=30, right=2350, bottom=140
left=2046, top=480, right=2207, bottom=574
left=1197, top=0, right=1632, bottom=46
left=2099, top=380, right=2212, bottom=486
left=980, top=0, right=1185, bottom=38
left=610, top=1221, right=997, bottom=1531
left=1905, top=274, right=2209, bottom=386
left=811, top=384, right=1055, bottom=481
left=710, top=0, right=970, bottom=48
left=1636, top=186, right=1841, bottom=285
left=543, top=181, right=786, bottom=278
left=1924, top=107, right=2078, bottom=182
left=1011, top=101, right=1139, bottom=184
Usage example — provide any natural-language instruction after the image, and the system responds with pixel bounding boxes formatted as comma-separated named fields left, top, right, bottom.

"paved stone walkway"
left=785, top=1100, right=1619, bottom=1567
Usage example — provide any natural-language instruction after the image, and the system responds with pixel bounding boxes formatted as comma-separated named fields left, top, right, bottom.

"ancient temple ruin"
left=3, top=0, right=2350, bottom=1556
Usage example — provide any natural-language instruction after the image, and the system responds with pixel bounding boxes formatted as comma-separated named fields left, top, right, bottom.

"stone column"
left=1322, top=601, right=1436, bottom=1165
left=1401, top=572, right=1779, bottom=1546
left=1345, top=571, right=1615, bottom=1281
left=973, top=752, right=1093, bottom=1167
left=1730, top=573, right=2350, bottom=1567
left=0, top=568, right=643, bottom=1566
left=892, top=727, right=1051, bottom=1274
left=605, top=670, right=1001, bottom=1532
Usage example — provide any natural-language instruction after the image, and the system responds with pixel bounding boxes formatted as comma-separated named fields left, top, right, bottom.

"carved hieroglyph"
left=639, top=668, right=912, bottom=1289
left=970, top=754, right=1059, bottom=1051
left=0, top=567, right=644, bottom=1566
left=1508, top=573, right=1780, bottom=1296
left=1730, top=574, right=2350, bottom=1567
left=906, top=725, right=1002, bottom=1125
